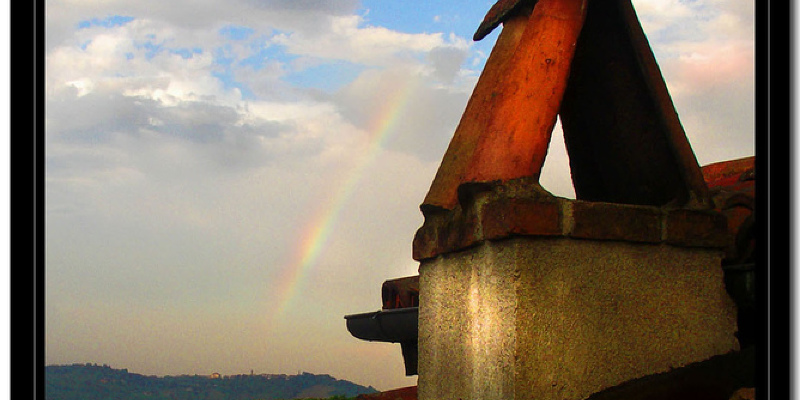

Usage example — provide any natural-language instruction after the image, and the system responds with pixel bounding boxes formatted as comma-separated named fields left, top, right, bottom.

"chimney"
left=413, top=1, right=738, bottom=399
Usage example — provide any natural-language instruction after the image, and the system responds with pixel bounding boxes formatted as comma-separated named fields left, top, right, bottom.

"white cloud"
left=272, top=15, right=461, bottom=67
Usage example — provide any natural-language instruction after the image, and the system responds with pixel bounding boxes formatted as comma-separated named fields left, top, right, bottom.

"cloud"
left=45, top=0, right=359, bottom=52
left=630, top=0, right=755, bottom=164
left=43, top=5, right=452, bottom=307
left=242, top=0, right=359, bottom=16
left=665, top=40, right=754, bottom=95
left=427, top=45, right=469, bottom=84
left=328, top=65, right=476, bottom=163
left=271, top=15, right=455, bottom=67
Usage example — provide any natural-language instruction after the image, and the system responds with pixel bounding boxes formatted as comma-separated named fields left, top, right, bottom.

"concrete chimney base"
left=417, top=216, right=738, bottom=400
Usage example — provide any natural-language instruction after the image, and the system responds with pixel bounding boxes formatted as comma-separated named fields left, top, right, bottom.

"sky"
left=44, top=0, right=755, bottom=392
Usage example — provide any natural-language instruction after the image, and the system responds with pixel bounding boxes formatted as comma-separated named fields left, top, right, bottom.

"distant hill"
left=45, top=363, right=379, bottom=400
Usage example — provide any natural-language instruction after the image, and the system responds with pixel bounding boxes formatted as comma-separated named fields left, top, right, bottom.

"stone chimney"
left=412, top=0, right=738, bottom=399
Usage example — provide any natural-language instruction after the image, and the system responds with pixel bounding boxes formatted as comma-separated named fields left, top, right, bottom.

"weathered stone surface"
left=418, top=237, right=738, bottom=400
left=569, top=201, right=662, bottom=243
left=481, top=197, right=562, bottom=240
left=418, top=242, right=519, bottom=400
left=665, top=209, right=728, bottom=248
left=412, top=204, right=482, bottom=261
left=416, top=177, right=561, bottom=260
left=413, top=178, right=726, bottom=261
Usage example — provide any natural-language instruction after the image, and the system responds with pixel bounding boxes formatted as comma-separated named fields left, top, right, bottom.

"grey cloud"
left=379, top=87, right=468, bottom=162
left=243, top=0, right=359, bottom=15
left=233, top=63, right=308, bottom=101
left=332, top=68, right=472, bottom=163
left=47, top=91, right=155, bottom=144
left=152, top=102, right=243, bottom=143
left=46, top=0, right=360, bottom=52
left=46, top=91, right=233, bottom=145
left=427, top=46, right=469, bottom=84
left=46, top=89, right=312, bottom=179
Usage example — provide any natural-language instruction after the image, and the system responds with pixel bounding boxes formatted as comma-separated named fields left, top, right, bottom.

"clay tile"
left=473, top=0, right=539, bottom=41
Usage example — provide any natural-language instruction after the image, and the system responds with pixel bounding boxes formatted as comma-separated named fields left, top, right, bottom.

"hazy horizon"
left=46, top=362, right=381, bottom=384
left=45, top=0, right=755, bottom=391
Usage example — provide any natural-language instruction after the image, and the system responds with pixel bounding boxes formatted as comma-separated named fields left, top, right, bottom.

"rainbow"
left=270, top=74, right=419, bottom=324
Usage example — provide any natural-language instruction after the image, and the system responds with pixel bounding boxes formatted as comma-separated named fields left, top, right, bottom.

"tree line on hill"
left=45, top=363, right=379, bottom=400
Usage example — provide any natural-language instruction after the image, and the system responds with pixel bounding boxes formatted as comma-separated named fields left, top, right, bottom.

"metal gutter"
left=345, top=307, right=419, bottom=375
